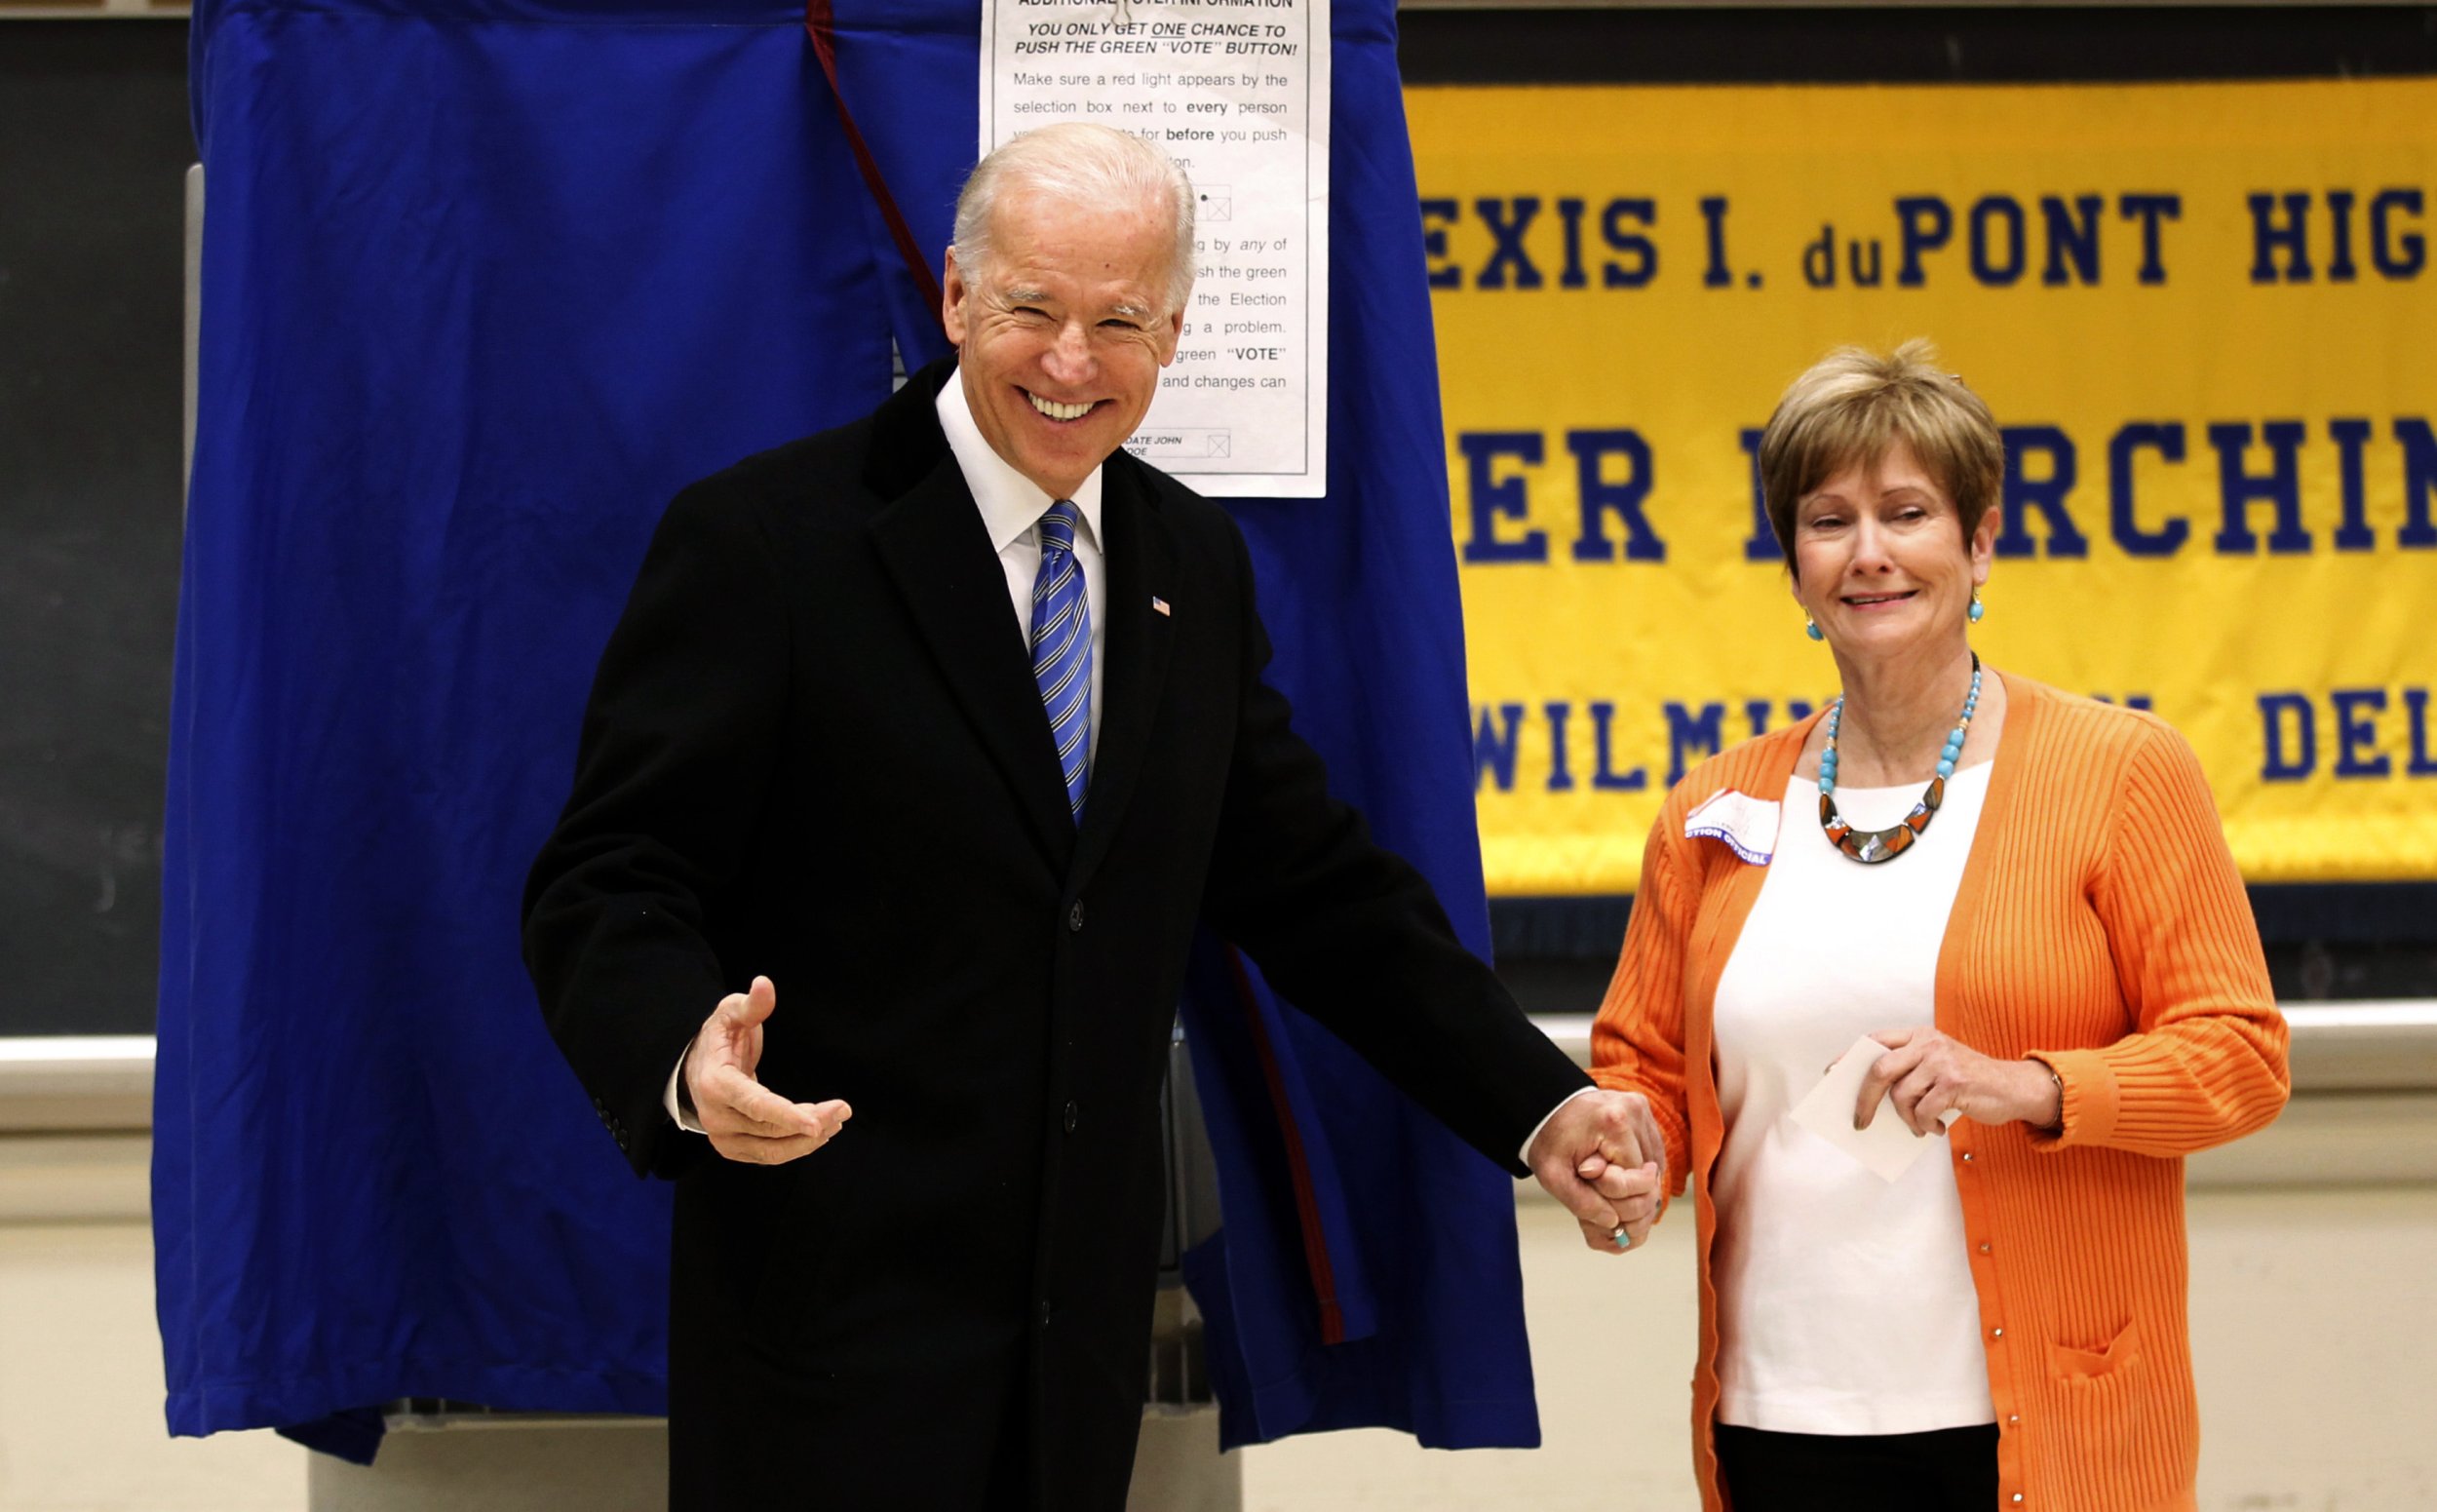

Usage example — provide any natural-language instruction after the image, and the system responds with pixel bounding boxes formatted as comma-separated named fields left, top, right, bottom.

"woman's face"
left=1789, top=441, right=1996, bottom=662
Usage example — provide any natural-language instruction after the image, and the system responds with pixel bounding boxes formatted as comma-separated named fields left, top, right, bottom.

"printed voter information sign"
left=982, top=0, right=1331, bottom=497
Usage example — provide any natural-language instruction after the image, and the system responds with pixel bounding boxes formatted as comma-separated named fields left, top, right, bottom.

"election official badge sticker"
left=1684, top=789, right=1780, bottom=866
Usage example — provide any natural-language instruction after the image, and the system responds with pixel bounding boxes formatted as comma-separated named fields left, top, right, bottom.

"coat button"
left=1979, top=1243, right=1992, bottom=1254
left=1067, top=901, right=1086, bottom=932
left=1064, top=1101, right=1079, bottom=1134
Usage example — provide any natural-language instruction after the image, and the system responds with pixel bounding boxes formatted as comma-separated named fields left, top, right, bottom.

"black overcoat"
left=522, top=361, right=1587, bottom=1510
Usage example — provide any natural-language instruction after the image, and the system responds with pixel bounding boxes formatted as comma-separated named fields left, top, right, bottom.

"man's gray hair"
left=952, top=122, right=1197, bottom=316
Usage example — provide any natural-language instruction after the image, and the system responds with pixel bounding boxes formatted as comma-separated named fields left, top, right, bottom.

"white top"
left=934, top=369, right=1107, bottom=767
left=1708, top=764, right=1997, bottom=1435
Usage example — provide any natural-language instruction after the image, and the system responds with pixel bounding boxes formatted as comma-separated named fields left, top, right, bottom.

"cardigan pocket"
left=2044, top=1316, right=2172, bottom=1494
left=2048, top=1314, right=2142, bottom=1383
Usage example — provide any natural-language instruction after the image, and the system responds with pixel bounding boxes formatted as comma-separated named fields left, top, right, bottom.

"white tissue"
left=1788, top=1034, right=1958, bottom=1182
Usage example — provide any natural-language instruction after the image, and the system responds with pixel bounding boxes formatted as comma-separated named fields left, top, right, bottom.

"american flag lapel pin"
left=1151, top=596, right=1171, bottom=617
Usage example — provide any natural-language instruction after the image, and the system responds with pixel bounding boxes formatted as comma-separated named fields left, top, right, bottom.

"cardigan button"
left=1961, top=1152, right=1975, bottom=1162
left=1978, top=1243, right=1992, bottom=1254
left=1992, top=1327, right=2005, bottom=1338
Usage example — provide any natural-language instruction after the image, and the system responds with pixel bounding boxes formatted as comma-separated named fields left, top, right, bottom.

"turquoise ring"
left=1610, top=1226, right=1631, bottom=1251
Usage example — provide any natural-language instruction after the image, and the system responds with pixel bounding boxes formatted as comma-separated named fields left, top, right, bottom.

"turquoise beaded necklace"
left=1817, top=653, right=1981, bottom=865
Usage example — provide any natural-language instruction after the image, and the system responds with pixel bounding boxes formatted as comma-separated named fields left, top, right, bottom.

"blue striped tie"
left=1030, top=500, right=1092, bottom=821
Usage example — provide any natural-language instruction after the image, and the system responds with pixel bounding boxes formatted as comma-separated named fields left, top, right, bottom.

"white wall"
left=3, top=1114, right=2431, bottom=1512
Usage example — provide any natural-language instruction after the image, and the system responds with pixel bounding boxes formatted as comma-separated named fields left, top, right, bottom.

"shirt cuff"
left=1519, top=1086, right=1600, bottom=1166
left=665, top=1050, right=706, bottom=1135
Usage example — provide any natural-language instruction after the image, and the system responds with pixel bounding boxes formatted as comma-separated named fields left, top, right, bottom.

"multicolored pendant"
left=1817, top=654, right=1980, bottom=865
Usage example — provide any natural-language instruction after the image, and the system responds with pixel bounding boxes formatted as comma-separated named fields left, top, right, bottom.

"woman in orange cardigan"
left=1584, top=342, right=2289, bottom=1511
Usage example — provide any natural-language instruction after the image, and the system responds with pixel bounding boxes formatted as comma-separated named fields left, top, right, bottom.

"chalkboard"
left=0, top=19, right=192, bottom=1036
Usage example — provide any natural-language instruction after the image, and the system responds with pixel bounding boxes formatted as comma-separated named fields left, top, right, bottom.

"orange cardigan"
left=1591, top=674, right=2289, bottom=1512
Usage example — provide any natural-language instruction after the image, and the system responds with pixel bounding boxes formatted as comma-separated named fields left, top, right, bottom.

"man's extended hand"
left=684, top=976, right=852, bottom=1166
left=1527, top=1089, right=1668, bottom=1255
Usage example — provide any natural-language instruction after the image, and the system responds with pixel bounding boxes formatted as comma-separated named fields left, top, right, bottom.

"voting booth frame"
left=181, top=166, right=1235, bottom=1512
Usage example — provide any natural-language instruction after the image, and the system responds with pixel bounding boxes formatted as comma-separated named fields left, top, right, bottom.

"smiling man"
left=523, top=123, right=1660, bottom=1512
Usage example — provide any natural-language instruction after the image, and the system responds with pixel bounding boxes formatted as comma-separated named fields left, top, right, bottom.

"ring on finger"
left=1608, top=1224, right=1631, bottom=1252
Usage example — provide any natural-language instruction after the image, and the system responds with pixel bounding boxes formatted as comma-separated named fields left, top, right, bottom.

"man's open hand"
left=684, top=977, right=852, bottom=1165
left=1528, top=1089, right=1668, bottom=1255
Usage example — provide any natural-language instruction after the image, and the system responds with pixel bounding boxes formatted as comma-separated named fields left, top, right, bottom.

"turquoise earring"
left=1805, top=617, right=1825, bottom=641
left=1968, top=590, right=1986, bottom=624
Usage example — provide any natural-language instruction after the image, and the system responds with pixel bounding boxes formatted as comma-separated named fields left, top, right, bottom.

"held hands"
left=685, top=976, right=853, bottom=1166
left=1850, top=1027, right=2062, bottom=1137
left=1527, top=1090, right=1668, bottom=1256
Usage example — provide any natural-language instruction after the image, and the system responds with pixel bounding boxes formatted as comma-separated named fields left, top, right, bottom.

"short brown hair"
left=1757, top=340, right=2004, bottom=566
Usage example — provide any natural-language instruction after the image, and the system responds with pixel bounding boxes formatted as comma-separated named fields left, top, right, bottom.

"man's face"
left=942, top=184, right=1186, bottom=500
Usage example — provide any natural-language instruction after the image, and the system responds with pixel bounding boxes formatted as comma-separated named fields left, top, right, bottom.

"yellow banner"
left=1412, top=80, right=2437, bottom=894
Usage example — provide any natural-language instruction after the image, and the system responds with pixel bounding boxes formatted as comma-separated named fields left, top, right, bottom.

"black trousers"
left=1715, top=1422, right=1999, bottom=1512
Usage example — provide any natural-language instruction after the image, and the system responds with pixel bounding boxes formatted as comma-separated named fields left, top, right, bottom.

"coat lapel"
left=1070, top=457, right=1178, bottom=889
left=868, top=369, right=1076, bottom=868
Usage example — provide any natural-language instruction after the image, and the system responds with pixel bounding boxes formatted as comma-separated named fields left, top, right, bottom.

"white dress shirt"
left=934, top=370, right=1108, bottom=767
left=666, top=370, right=1111, bottom=1131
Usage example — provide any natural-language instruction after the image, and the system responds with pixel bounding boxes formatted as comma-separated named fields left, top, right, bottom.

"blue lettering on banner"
left=1475, top=196, right=1544, bottom=290
left=1545, top=700, right=1576, bottom=792
left=1699, top=196, right=1734, bottom=288
left=1666, top=701, right=1726, bottom=784
left=1802, top=224, right=1887, bottom=289
left=2332, top=688, right=2392, bottom=778
left=1415, top=188, right=2252, bottom=292
left=1588, top=702, right=1649, bottom=790
left=2208, top=421, right=2313, bottom=554
left=1458, top=431, right=1548, bottom=562
left=2249, top=191, right=2315, bottom=283
left=2328, top=190, right=2360, bottom=282
left=2373, top=188, right=2427, bottom=279
left=1475, top=702, right=1525, bottom=791
left=1894, top=196, right=1953, bottom=287
left=2233, top=188, right=2424, bottom=285
left=1996, top=425, right=2090, bottom=558
left=1567, top=430, right=1665, bottom=562
left=2249, top=688, right=2437, bottom=784
left=2408, top=690, right=2437, bottom=777
left=1476, top=693, right=2429, bottom=795
left=2117, top=194, right=2181, bottom=285
left=1740, top=427, right=1778, bottom=562
left=1458, top=416, right=2433, bottom=565
left=2041, top=195, right=2104, bottom=286
left=1969, top=194, right=2028, bottom=287
left=1555, top=198, right=1591, bottom=290
left=1419, top=198, right=1461, bottom=290
left=2108, top=422, right=2189, bottom=558
left=2259, top=692, right=2317, bottom=781
left=2331, top=418, right=2377, bottom=551
left=2398, top=419, right=2437, bottom=548
left=1604, top=199, right=1658, bottom=289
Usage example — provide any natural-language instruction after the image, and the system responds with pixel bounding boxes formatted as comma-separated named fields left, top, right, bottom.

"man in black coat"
left=523, top=122, right=1662, bottom=1511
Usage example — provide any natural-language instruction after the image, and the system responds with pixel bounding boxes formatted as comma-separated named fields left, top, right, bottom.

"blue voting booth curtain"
left=160, top=0, right=1540, bottom=1457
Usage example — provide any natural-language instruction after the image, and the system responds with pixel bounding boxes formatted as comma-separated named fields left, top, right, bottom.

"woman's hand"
left=1852, top=1027, right=2061, bottom=1136
left=1561, top=1090, right=1669, bottom=1252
